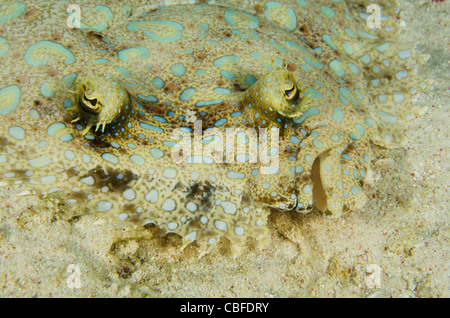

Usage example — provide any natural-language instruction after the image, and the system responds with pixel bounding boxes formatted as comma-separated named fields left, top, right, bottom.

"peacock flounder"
left=0, top=0, right=427, bottom=255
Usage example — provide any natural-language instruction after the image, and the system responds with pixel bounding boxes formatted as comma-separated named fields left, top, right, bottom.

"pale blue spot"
left=40, top=175, right=56, bottom=184
left=214, top=118, right=227, bottom=127
left=118, top=47, right=149, bottom=61
left=130, top=154, right=145, bottom=166
left=92, top=58, right=108, bottom=65
left=40, top=82, right=54, bottom=97
left=150, top=148, right=164, bottom=159
left=137, top=94, right=157, bottom=102
left=28, top=155, right=51, bottom=168
left=245, top=74, right=257, bottom=86
left=321, top=6, right=335, bottom=18
left=163, top=168, right=177, bottom=179
left=171, top=63, right=186, bottom=76
left=378, top=111, right=398, bottom=124
left=187, top=156, right=214, bottom=164
left=162, top=198, right=176, bottom=211
left=145, top=189, right=158, bottom=203
left=153, top=115, right=166, bottom=123
left=323, top=34, right=337, bottom=50
left=65, top=150, right=75, bottom=161
left=398, top=50, right=411, bottom=59
left=196, top=99, right=223, bottom=107
left=140, top=122, right=163, bottom=133
left=342, top=154, right=351, bottom=160
left=198, top=22, right=209, bottom=31
left=186, top=201, right=197, bottom=212
left=342, top=43, right=354, bottom=55
left=152, top=77, right=164, bottom=89
left=214, top=87, right=231, bottom=95
left=235, top=227, right=244, bottom=236
left=214, top=220, right=227, bottom=232
left=303, top=184, right=311, bottom=194
left=290, top=136, right=300, bottom=144
left=332, top=107, right=344, bottom=122
left=351, top=187, right=360, bottom=195
left=97, top=201, right=113, bottom=212
left=329, top=60, right=346, bottom=76
left=8, top=126, right=25, bottom=140
left=115, top=66, right=131, bottom=77
left=46, top=122, right=65, bottom=136
left=123, top=188, right=135, bottom=200
left=180, top=87, right=196, bottom=101
left=102, top=153, right=119, bottom=165
left=313, top=139, right=323, bottom=149
left=251, top=51, right=261, bottom=59
left=269, top=40, right=287, bottom=53
left=220, top=70, right=236, bottom=79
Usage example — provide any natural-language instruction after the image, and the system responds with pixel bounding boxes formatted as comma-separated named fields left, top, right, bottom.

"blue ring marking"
left=118, top=46, right=149, bottom=61
left=24, top=41, right=75, bottom=66
left=224, top=11, right=259, bottom=28
left=0, top=85, right=21, bottom=115
left=0, top=2, right=25, bottom=22
left=142, top=20, right=183, bottom=42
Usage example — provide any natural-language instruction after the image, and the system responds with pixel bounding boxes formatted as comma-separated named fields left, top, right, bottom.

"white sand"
left=0, top=0, right=448, bottom=297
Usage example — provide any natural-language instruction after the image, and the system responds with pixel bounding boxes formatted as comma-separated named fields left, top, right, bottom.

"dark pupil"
left=285, top=86, right=298, bottom=100
left=84, top=95, right=97, bottom=107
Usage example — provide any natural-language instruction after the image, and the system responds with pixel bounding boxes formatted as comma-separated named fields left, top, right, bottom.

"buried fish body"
left=0, top=0, right=426, bottom=254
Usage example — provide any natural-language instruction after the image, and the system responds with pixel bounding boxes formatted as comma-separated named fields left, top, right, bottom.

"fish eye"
left=284, top=83, right=299, bottom=102
left=81, top=94, right=101, bottom=113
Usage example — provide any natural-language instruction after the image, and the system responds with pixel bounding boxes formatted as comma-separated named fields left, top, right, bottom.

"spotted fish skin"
left=0, top=1, right=425, bottom=254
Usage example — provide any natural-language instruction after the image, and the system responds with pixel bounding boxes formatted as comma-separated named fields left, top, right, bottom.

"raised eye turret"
left=72, top=75, right=132, bottom=135
left=243, top=67, right=310, bottom=124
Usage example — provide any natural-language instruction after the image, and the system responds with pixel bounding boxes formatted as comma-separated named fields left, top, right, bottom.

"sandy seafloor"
left=0, top=0, right=448, bottom=298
